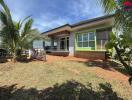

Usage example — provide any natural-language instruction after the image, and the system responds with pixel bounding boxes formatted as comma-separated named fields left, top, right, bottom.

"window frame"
left=77, top=32, right=95, bottom=48
left=77, top=34, right=83, bottom=47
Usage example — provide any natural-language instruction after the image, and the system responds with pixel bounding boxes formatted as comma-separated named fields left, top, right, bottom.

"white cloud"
left=4, top=0, right=71, bottom=32
left=70, top=0, right=104, bottom=18
left=2, top=0, right=105, bottom=33
left=33, top=13, right=71, bottom=32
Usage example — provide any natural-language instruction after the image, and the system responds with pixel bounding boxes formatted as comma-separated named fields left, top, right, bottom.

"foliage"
left=0, top=0, right=43, bottom=62
left=99, top=0, right=132, bottom=31
left=106, top=32, right=132, bottom=84
left=99, top=0, right=132, bottom=84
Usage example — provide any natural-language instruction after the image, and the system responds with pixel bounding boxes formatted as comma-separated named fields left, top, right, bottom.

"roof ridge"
left=71, top=14, right=114, bottom=27
left=42, top=14, right=115, bottom=34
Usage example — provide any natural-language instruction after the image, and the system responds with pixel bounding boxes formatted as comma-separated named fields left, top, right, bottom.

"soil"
left=46, top=55, right=129, bottom=83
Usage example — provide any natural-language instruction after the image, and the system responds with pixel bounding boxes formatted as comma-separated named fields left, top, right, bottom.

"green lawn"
left=0, top=61, right=132, bottom=100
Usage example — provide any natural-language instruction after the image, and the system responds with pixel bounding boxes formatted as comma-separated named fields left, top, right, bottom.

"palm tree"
left=18, top=19, right=40, bottom=51
left=0, top=0, right=42, bottom=62
left=99, top=0, right=132, bottom=31
left=99, top=0, right=132, bottom=84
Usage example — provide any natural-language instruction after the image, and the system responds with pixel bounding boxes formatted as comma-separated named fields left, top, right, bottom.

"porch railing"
left=96, top=39, right=108, bottom=50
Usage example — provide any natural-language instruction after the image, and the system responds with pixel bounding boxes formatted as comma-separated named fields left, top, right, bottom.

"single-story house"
left=42, top=14, right=115, bottom=60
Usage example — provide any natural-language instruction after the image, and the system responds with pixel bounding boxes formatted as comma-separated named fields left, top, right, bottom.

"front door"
left=60, top=38, right=65, bottom=50
left=67, top=37, right=69, bottom=50
left=60, top=37, right=69, bottom=51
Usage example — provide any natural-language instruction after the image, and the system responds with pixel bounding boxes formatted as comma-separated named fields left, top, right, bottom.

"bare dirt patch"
left=89, top=67, right=128, bottom=82
left=46, top=55, right=129, bottom=83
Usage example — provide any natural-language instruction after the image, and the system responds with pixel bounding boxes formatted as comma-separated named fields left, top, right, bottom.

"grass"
left=0, top=60, right=132, bottom=100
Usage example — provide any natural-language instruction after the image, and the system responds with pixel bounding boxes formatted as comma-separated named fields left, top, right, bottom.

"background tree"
left=0, top=0, right=43, bottom=62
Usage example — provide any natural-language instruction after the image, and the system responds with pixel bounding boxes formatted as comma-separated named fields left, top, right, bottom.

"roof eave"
left=41, top=14, right=115, bottom=36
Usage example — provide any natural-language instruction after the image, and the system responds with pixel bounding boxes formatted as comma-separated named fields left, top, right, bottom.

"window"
left=77, top=32, right=95, bottom=48
left=83, top=34, right=88, bottom=41
left=60, top=38, right=65, bottom=50
left=83, top=34, right=88, bottom=47
left=89, top=33, right=95, bottom=47
left=78, top=34, right=83, bottom=42
left=96, top=28, right=111, bottom=50
left=77, top=34, right=83, bottom=47
left=89, top=33, right=94, bottom=40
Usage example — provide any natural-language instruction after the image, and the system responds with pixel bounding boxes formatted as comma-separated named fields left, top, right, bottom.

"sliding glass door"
left=60, top=37, right=69, bottom=51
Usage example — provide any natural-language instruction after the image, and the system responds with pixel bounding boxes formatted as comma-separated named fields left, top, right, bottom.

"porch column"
left=69, top=33, right=74, bottom=56
left=57, top=38, right=60, bottom=50
left=43, top=41, right=45, bottom=50
left=51, top=37, right=54, bottom=50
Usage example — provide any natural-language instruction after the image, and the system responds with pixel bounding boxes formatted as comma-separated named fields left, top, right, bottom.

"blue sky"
left=4, top=0, right=105, bottom=32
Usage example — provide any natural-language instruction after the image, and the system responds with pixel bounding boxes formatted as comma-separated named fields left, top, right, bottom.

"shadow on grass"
left=16, top=59, right=47, bottom=64
left=82, top=60, right=121, bottom=69
left=0, top=80, right=123, bottom=100
left=75, top=60, right=129, bottom=75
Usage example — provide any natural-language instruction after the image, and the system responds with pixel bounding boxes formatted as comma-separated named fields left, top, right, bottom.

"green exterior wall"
left=75, top=30, right=96, bottom=51
left=74, top=26, right=112, bottom=52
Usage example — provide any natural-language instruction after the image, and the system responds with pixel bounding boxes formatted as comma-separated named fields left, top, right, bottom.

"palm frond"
left=21, top=19, right=33, bottom=37
left=0, top=0, right=10, bottom=14
left=0, top=11, right=8, bottom=26
left=99, top=0, right=117, bottom=13
left=18, top=16, right=31, bottom=30
left=0, top=0, right=13, bottom=26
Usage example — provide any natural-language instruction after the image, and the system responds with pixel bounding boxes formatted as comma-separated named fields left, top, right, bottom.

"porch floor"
left=47, top=50, right=69, bottom=53
left=47, top=50, right=69, bottom=56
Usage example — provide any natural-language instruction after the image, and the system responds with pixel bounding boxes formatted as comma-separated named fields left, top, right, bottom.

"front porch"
left=45, top=30, right=72, bottom=56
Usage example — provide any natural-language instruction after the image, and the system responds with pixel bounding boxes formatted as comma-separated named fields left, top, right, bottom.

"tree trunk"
left=12, top=52, right=17, bottom=63
left=114, top=46, right=130, bottom=68
left=114, top=46, right=132, bottom=75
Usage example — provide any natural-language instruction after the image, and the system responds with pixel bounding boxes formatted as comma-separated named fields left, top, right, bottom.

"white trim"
left=59, top=36, right=69, bottom=51
left=77, top=32, right=95, bottom=48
